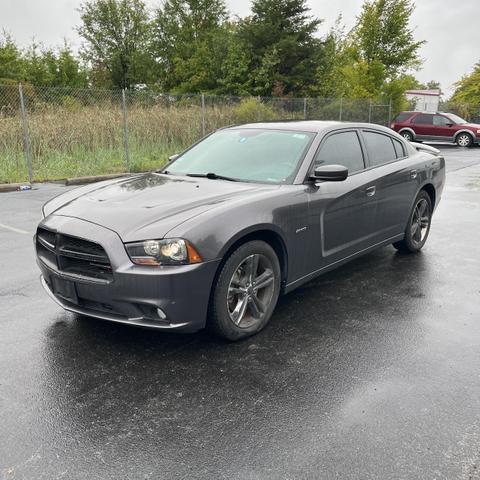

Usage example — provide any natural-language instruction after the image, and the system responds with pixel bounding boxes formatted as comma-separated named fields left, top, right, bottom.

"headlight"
left=125, top=238, right=202, bottom=266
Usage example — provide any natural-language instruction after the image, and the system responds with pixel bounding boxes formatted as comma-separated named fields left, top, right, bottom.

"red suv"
left=391, top=111, right=480, bottom=147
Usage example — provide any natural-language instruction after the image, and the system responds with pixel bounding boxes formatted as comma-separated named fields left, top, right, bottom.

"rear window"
left=392, top=138, right=405, bottom=158
left=394, top=113, right=412, bottom=123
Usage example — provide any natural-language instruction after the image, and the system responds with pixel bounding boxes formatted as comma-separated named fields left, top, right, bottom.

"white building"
left=405, top=89, right=441, bottom=112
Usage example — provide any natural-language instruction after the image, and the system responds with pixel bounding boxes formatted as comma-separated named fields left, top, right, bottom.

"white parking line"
left=0, top=222, right=29, bottom=234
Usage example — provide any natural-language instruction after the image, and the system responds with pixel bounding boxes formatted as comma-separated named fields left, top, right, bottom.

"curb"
left=65, top=173, right=131, bottom=186
left=0, top=182, right=32, bottom=193
left=0, top=173, right=132, bottom=192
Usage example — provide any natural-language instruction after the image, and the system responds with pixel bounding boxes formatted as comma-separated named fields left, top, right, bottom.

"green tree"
left=216, top=23, right=251, bottom=95
left=23, top=42, right=55, bottom=86
left=0, top=33, right=24, bottom=82
left=312, top=20, right=346, bottom=98
left=239, top=0, right=323, bottom=96
left=78, top=0, right=154, bottom=88
left=53, top=43, right=89, bottom=87
left=423, top=80, right=441, bottom=91
left=450, top=63, right=480, bottom=117
left=332, top=0, right=424, bottom=113
left=152, top=0, right=229, bottom=93
left=352, top=0, right=424, bottom=79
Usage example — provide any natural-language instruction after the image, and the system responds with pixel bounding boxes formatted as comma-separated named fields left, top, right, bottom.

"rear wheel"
left=209, top=241, right=281, bottom=341
left=393, top=190, right=432, bottom=253
left=400, top=130, right=414, bottom=142
left=456, top=132, right=473, bottom=147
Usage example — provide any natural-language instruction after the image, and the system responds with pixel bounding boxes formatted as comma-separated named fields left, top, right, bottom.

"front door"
left=432, top=114, right=456, bottom=140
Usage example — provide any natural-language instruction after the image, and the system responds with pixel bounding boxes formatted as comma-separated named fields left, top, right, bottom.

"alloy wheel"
left=227, top=253, right=275, bottom=328
left=457, top=134, right=471, bottom=147
left=410, top=198, right=431, bottom=247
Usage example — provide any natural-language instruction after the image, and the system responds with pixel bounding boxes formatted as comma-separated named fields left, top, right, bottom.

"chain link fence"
left=1, top=83, right=394, bottom=184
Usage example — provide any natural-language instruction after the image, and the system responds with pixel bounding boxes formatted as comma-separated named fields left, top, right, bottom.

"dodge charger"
left=35, top=121, right=445, bottom=340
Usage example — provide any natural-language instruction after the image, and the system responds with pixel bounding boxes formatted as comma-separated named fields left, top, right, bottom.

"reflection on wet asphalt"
left=1, top=146, right=480, bottom=479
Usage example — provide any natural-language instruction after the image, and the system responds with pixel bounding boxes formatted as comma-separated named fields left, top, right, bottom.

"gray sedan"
left=35, top=121, right=445, bottom=340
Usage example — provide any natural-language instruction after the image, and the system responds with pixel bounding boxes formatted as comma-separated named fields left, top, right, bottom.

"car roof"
left=225, top=120, right=394, bottom=134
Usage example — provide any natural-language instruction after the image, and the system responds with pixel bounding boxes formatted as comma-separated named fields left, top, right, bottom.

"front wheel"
left=209, top=240, right=281, bottom=341
left=456, top=132, right=473, bottom=147
left=393, top=191, right=432, bottom=253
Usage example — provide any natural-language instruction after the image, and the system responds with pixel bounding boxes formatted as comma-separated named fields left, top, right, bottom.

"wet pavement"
left=1, top=146, right=480, bottom=480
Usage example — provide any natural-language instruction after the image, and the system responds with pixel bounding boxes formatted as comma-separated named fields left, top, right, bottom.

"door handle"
left=366, top=186, right=376, bottom=197
left=410, top=169, right=417, bottom=179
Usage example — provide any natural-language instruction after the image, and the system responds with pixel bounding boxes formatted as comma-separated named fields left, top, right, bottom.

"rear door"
left=307, top=130, right=379, bottom=270
left=411, top=113, right=435, bottom=140
left=361, top=130, right=418, bottom=240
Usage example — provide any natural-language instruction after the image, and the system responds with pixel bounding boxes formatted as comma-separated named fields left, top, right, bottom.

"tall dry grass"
left=0, top=92, right=386, bottom=183
left=0, top=96, right=301, bottom=183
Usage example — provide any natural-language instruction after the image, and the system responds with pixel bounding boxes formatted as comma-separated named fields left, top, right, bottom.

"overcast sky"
left=2, top=0, right=479, bottom=96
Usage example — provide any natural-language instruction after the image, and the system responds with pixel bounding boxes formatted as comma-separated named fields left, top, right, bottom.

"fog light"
left=156, top=308, right=167, bottom=320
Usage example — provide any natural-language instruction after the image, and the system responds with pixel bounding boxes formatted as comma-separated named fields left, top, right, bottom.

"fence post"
left=339, top=97, right=343, bottom=121
left=18, top=83, right=33, bottom=183
left=303, top=97, right=307, bottom=120
left=201, top=93, right=206, bottom=136
left=368, top=99, right=372, bottom=123
left=121, top=89, right=130, bottom=172
left=388, top=98, right=392, bottom=126
left=257, top=96, right=261, bottom=121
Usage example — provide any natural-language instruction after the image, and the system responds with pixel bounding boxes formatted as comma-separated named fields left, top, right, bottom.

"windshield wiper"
left=186, top=172, right=238, bottom=182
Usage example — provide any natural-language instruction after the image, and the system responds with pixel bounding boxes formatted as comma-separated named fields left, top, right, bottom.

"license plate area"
left=52, top=277, right=78, bottom=304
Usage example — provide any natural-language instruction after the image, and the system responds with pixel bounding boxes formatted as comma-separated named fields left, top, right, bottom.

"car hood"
left=50, top=173, right=278, bottom=241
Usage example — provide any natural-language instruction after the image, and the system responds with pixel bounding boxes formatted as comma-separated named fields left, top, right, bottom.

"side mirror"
left=168, top=153, right=180, bottom=162
left=310, top=164, right=348, bottom=182
left=446, top=122, right=453, bottom=127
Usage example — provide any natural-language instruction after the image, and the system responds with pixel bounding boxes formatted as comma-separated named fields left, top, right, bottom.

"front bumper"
left=36, top=215, right=220, bottom=332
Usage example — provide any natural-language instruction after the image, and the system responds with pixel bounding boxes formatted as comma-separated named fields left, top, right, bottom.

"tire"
left=400, top=130, right=414, bottom=142
left=209, top=240, right=281, bottom=341
left=456, top=132, right=473, bottom=147
left=393, top=190, right=432, bottom=253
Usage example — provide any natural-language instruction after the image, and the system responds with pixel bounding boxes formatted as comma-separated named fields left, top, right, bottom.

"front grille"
left=36, top=227, right=113, bottom=281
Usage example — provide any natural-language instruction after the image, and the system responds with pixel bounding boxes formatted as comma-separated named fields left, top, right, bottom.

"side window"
left=314, top=131, right=365, bottom=174
left=392, top=138, right=405, bottom=158
left=433, top=115, right=450, bottom=126
left=363, top=131, right=397, bottom=167
left=412, top=114, right=433, bottom=125
left=393, top=113, right=412, bottom=123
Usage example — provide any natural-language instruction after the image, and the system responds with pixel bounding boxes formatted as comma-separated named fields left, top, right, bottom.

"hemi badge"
left=295, top=227, right=307, bottom=234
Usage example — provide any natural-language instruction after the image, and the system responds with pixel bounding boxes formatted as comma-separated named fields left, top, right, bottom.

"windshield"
left=166, top=128, right=315, bottom=184
left=445, top=113, right=467, bottom=124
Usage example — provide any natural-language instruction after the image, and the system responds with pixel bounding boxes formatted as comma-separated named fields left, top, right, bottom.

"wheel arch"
left=214, top=226, right=289, bottom=291
left=399, top=127, right=415, bottom=139
left=420, top=183, right=436, bottom=209
left=453, top=129, right=474, bottom=142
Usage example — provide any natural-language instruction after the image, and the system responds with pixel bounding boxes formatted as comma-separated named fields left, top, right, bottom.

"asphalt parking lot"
left=1, top=145, right=480, bottom=480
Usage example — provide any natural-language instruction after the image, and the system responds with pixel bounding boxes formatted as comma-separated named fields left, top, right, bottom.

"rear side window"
left=433, top=115, right=450, bottom=126
left=314, top=131, right=365, bottom=174
left=393, top=113, right=412, bottom=123
left=412, top=114, right=433, bottom=125
left=363, top=131, right=397, bottom=166
left=392, top=138, right=405, bottom=158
